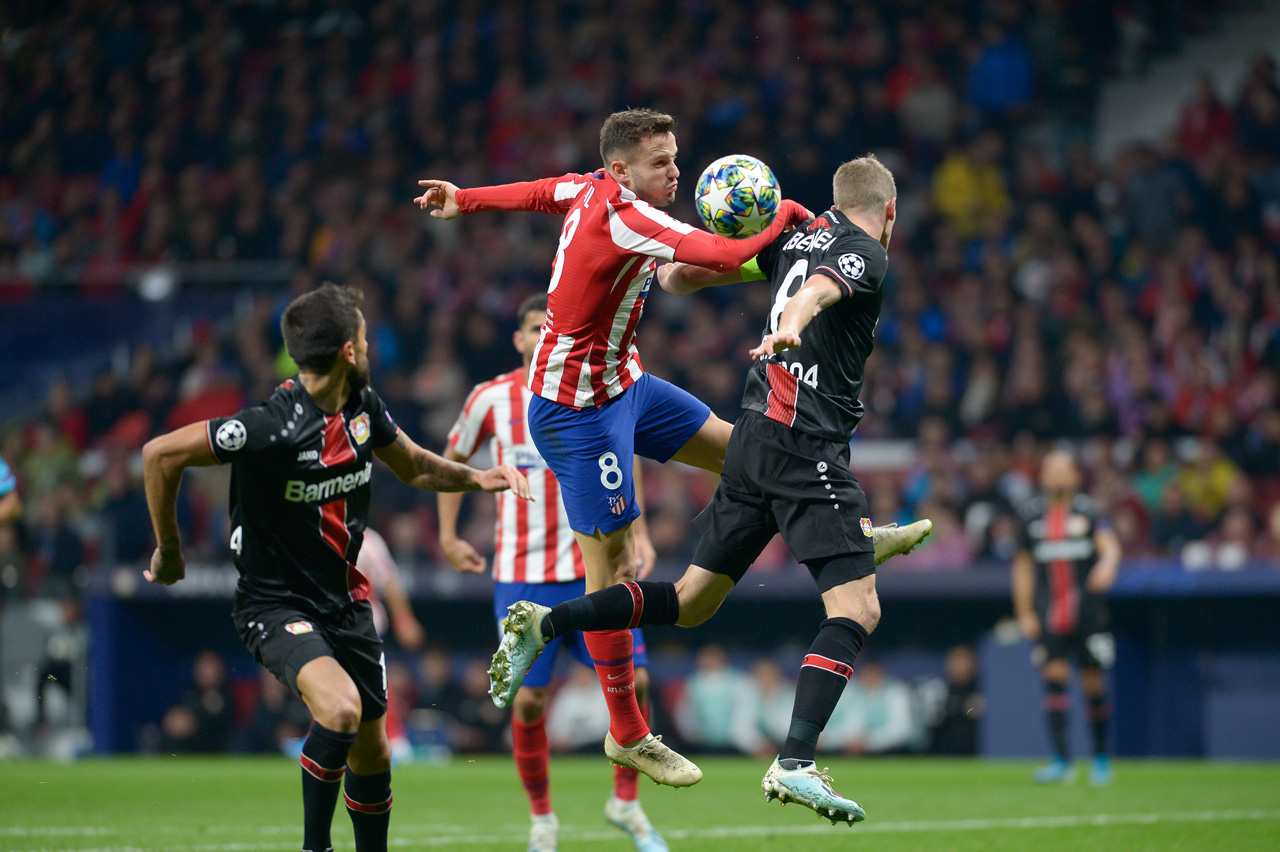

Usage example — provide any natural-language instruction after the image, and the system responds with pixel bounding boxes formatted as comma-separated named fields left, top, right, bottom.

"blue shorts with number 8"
left=528, top=373, right=711, bottom=535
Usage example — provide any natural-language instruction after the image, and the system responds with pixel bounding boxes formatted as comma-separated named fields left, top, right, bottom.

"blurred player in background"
left=0, top=452, right=20, bottom=744
left=0, top=452, right=20, bottom=524
left=355, top=528, right=425, bottom=764
left=439, top=294, right=668, bottom=852
left=493, top=155, right=933, bottom=826
left=417, top=108, right=812, bottom=787
left=1013, top=450, right=1122, bottom=785
left=141, top=282, right=530, bottom=852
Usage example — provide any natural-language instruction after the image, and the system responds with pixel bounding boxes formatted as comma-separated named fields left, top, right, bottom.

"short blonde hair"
left=832, top=154, right=896, bottom=214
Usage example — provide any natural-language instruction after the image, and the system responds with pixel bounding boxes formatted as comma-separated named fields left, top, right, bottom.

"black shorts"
left=692, top=410, right=875, bottom=594
left=1034, top=595, right=1112, bottom=668
left=233, top=596, right=387, bottom=721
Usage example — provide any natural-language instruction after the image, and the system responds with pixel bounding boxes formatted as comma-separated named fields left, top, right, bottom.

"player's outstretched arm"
left=415, top=174, right=584, bottom=218
left=142, top=421, right=220, bottom=585
left=1086, top=527, right=1122, bottom=593
left=376, top=431, right=532, bottom=499
left=672, top=199, right=813, bottom=272
left=657, top=262, right=747, bottom=296
left=436, top=448, right=488, bottom=574
left=749, top=274, right=844, bottom=360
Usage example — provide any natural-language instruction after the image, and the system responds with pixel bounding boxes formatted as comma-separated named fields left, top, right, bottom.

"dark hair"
left=516, top=293, right=548, bottom=327
left=281, top=281, right=364, bottom=373
left=599, top=108, right=676, bottom=166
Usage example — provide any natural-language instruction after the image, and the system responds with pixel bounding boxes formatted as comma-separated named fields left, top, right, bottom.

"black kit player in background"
left=141, top=282, right=531, bottom=852
left=1013, top=450, right=1121, bottom=786
left=493, top=155, right=933, bottom=825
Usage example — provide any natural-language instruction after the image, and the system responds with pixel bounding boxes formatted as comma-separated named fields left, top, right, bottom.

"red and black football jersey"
left=206, top=379, right=400, bottom=616
left=1017, top=493, right=1109, bottom=636
left=741, top=210, right=888, bottom=443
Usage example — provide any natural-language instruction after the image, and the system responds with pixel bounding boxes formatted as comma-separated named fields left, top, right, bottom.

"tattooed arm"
left=375, top=431, right=532, bottom=498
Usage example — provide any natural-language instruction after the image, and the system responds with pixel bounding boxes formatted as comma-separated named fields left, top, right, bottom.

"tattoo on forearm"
left=414, top=448, right=474, bottom=489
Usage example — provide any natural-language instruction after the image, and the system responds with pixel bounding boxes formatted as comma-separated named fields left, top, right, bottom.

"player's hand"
left=442, top=536, right=488, bottom=574
left=1018, top=611, right=1041, bottom=642
left=778, top=199, right=815, bottom=230
left=145, top=543, right=186, bottom=585
left=392, top=611, right=427, bottom=650
left=634, top=530, right=657, bottom=580
left=476, top=464, right=533, bottom=500
left=749, top=331, right=802, bottom=360
left=415, top=179, right=462, bottom=219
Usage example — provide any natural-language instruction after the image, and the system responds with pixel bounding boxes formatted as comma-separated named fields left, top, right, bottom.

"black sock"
left=779, top=617, right=868, bottom=765
left=300, top=723, right=357, bottom=852
left=540, top=581, right=680, bottom=640
left=1045, top=681, right=1069, bottom=760
left=1088, top=695, right=1109, bottom=757
left=344, top=768, right=392, bottom=852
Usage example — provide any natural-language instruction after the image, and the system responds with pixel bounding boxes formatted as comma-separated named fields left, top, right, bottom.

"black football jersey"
left=741, top=209, right=888, bottom=443
left=206, top=379, right=400, bottom=616
left=1016, top=493, right=1108, bottom=635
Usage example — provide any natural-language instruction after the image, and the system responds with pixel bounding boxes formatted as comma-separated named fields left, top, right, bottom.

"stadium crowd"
left=148, top=642, right=982, bottom=759
left=1, top=0, right=1277, bottom=600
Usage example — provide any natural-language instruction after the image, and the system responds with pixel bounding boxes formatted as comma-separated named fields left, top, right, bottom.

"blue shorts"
left=528, top=373, right=710, bottom=535
left=494, top=580, right=648, bottom=690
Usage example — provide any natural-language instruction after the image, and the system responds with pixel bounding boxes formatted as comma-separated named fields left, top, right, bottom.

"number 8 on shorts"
left=599, top=452, right=623, bottom=489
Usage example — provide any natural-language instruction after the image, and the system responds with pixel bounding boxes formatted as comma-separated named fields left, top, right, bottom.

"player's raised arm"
left=142, top=421, right=220, bottom=585
left=375, top=430, right=532, bottom=500
left=749, top=275, right=845, bottom=360
left=415, top=174, right=587, bottom=218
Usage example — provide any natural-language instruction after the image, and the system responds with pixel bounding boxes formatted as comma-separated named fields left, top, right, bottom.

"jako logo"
left=284, top=462, right=373, bottom=503
left=297, top=450, right=319, bottom=462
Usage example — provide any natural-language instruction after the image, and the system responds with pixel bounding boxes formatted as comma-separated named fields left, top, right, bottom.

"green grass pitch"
left=4, top=756, right=1279, bottom=851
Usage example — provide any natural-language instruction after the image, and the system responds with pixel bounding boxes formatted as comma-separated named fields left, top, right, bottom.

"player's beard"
left=348, top=354, right=371, bottom=393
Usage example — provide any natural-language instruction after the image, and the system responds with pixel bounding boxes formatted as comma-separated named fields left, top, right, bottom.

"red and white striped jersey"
left=456, top=172, right=801, bottom=410
left=447, top=368, right=585, bottom=584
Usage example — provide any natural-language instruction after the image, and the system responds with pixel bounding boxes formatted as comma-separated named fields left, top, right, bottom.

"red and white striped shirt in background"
left=454, top=171, right=804, bottom=410
left=446, top=368, right=585, bottom=584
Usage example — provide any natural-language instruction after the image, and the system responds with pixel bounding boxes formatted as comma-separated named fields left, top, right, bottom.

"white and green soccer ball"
left=694, top=154, right=781, bottom=237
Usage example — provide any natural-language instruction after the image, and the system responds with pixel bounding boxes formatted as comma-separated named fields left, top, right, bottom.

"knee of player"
left=512, top=687, right=548, bottom=721
left=316, top=694, right=362, bottom=733
left=862, top=597, right=882, bottom=631
left=348, top=735, right=392, bottom=775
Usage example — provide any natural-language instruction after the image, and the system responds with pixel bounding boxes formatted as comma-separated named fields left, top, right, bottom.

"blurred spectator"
left=919, top=645, right=984, bottom=756
left=673, top=644, right=751, bottom=751
left=159, top=650, right=233, bottom=753
left=452, top=659, right=507, bottom=753
left=826, top=660, right=918, bottom=755
left=545, top=666, right=611, bottom=753
left=232, top=669, right=311, bottom=754
left=729, top=659, right=796, bottom=758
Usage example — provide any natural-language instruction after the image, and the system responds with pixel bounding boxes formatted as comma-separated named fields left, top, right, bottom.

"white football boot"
left=489, top=601, right=551, bottom=708
left=762, top=758, right=865, bottom=825
left=604, top=796, right=669, bottom=852
left=872, top=519, right=933, bottom=566
left=604, top=732, right=702, bottom=787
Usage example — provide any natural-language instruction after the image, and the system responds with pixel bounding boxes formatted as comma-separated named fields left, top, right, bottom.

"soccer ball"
left=694, top=154, right=781, bottom=237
